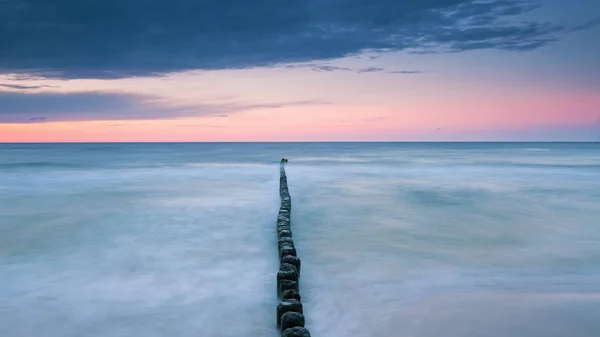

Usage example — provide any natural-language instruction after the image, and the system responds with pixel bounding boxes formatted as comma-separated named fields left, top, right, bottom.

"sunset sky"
left=1, top=0, right=599, bottom=142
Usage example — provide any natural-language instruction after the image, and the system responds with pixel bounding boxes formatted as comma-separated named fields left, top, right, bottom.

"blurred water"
left=1, top=142, right=599, bottom=337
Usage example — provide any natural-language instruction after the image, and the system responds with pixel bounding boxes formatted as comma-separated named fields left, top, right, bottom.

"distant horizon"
left=1, top=140, right=598, bottom=144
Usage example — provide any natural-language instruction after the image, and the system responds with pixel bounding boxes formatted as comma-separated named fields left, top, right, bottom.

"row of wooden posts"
left=275, top=158, right=311, bottom=337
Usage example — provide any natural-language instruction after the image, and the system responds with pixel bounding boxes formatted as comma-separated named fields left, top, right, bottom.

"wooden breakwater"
left=276, top=158, right=311, bottom=337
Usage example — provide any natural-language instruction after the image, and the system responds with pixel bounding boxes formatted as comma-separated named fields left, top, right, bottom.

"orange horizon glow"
left=1, top=87, right=599, bottom=142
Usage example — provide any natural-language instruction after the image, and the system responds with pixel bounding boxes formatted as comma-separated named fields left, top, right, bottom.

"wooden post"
left=276, top=158, right=310, bottom=337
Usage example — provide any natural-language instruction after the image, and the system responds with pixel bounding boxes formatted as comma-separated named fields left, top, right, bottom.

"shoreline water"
left=1, top=142, right=599, bottom=336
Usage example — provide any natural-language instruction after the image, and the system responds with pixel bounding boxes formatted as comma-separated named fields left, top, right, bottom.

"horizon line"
left=1, top=141, right=598, bottom=144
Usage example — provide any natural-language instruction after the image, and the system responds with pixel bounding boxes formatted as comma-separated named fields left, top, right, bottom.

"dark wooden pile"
left=276, top=158, right=311, bottom=337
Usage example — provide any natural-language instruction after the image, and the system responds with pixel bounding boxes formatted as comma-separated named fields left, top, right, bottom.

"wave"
left=82, top=146, right=123, bottom=152
left=477, top=161, right=600, bottom=169
left=523, top=148, right=551, bottom=152
left=0, top=161, right=82, bottom=169
left=291, top=156, right=369, bottom=163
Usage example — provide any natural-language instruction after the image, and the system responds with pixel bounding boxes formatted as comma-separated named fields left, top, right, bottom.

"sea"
left=1, top=142, right=599, bottom=337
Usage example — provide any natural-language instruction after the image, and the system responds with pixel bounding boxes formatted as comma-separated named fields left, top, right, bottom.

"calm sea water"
left=1, top=142, right=599, bottom=337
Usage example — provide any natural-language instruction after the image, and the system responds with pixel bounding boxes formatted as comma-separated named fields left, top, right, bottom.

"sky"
left=0, top=0, right=599, bottom=142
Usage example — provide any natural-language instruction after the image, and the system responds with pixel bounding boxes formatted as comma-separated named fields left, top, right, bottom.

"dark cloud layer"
left=0, top=0, right=581, bottom=79
left=0, top=91, right=330, bottom=123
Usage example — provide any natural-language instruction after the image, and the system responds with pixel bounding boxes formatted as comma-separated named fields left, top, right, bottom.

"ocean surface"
left=1, top=142, right=599, bottom=337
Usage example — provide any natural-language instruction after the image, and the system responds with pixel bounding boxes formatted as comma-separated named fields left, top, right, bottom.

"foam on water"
left=1, top=143, right=600, bottom=337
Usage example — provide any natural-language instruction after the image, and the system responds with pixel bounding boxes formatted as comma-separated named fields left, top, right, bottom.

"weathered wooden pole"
left=276, top=158, right=311, bottom=337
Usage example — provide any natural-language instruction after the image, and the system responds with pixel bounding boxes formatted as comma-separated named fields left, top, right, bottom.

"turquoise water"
left=1, top=143, right=599, bottom=336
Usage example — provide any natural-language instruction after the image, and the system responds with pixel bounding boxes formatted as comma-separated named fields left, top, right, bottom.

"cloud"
left=357, top=67, right=384, bottom=73
left=286, top=64, right=424, bottom=74
left=2, top=74, right=50, bottom=81
left=0, top=0, right=579, bottom=79
left=566, top=18, right=600, bottom=32
left=0, top=91, right=331, bottom=123
left=387, top=70, right=424, bottom=74
left=363, top=116, right=390, bottom=122
left=311, top=66, right=352, bottom=72
left=0, top=84, right=59, bottom=90
left=284, top=64, right=352, bottom=72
